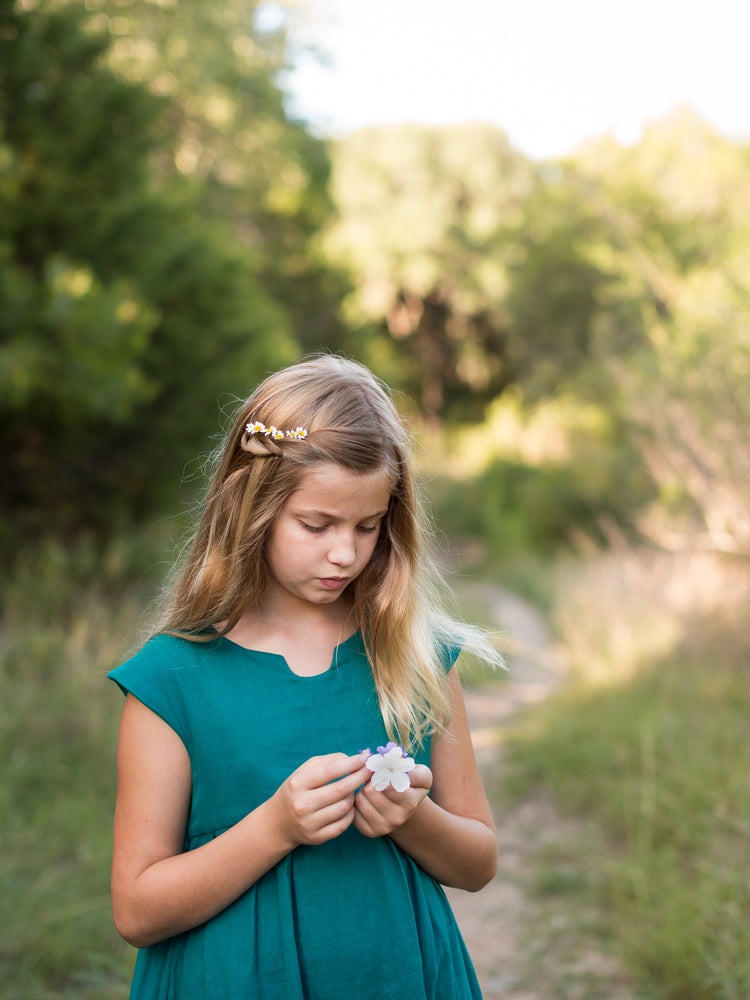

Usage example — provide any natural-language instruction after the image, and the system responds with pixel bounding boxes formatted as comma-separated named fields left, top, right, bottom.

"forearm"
left=113, top=798, right=293, bottom=948
left=388, top=796, right=497, bottom=891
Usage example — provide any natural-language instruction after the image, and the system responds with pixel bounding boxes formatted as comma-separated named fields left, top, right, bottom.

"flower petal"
left=371, top=770, right=391, bottom=792
left=390, top=771, right=412, bottom=793
left=365, top=756, right=383, bottom=775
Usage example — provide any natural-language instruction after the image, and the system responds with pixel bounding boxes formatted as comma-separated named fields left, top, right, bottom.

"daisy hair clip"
left=359, top=743, right=416, bottom=792
left=245, top=421, right=308, bottom=441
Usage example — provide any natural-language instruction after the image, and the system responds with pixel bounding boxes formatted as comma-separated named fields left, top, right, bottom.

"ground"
left=445, top=584, right=635, bottom=1000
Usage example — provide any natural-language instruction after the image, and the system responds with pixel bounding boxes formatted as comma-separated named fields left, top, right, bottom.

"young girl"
left=109, top=355, right=501, bottom=1000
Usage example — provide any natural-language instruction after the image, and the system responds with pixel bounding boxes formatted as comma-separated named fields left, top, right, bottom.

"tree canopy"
left=324, top=110, right=750, bottom=552
left=324, top=122, right=536, bottom=424
left=0, top=0, right=345, bottom=552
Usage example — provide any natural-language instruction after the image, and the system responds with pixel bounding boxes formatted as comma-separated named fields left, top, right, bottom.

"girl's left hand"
left=352, top=764, right=432, bottom=838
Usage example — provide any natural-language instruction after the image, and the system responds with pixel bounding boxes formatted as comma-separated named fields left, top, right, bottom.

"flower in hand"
left=360, top=742, right=416, bottom=793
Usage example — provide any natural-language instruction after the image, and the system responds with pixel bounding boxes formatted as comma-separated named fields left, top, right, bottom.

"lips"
left=318, top=577, right=350, bottom=590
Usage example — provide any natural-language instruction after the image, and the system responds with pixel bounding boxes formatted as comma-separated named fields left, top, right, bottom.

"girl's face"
left=264, top=462, right=393, bottom=612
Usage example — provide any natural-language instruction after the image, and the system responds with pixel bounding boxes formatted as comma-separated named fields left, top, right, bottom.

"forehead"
left=289, top=462, right=394, bottom=512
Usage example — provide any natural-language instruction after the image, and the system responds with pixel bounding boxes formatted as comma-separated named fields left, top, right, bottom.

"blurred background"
left=1, top=1, right=748, bottom=996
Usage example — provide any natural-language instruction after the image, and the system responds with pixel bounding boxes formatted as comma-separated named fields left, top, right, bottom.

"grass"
left=0, top=538, right=160, bottom=999
left=501, top=547, right=750, bottom=1000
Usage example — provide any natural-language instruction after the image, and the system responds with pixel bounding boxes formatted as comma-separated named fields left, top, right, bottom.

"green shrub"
left=429, top=455, right=639, bottom=561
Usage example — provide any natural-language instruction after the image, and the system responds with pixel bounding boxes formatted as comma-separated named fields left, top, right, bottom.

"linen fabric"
left=108, top=632, right=483, bottom=999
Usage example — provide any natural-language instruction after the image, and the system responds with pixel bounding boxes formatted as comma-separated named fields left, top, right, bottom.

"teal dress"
left=108, top=632, right=483, bottom=1000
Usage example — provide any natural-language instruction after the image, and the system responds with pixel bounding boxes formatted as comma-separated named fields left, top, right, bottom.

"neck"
left=247, top=593, right=356, bottom=632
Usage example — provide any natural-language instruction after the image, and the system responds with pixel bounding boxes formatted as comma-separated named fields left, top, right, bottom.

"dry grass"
left=505, top=545, right=750, bottom=1000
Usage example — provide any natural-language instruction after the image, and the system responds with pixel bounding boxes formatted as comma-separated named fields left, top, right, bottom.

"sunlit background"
left=283, top=0, right=750, bottom=159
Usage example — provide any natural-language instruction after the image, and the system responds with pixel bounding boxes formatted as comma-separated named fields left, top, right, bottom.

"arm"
left=111, top=693, right=367, bottom=948
left=353, top=668, right=498, bottom=891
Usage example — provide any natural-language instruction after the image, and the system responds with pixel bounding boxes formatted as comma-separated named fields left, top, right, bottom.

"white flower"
left=365, top=744, right=416, bottom=792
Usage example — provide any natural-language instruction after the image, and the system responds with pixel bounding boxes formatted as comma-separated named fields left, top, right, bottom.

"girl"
left=109, top=355, right=501, bottom=1000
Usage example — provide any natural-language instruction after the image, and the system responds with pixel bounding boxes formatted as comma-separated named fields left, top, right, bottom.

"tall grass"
left=504, top=547, right=750, bottom=999
left=0, top=538, right=166, bottom=998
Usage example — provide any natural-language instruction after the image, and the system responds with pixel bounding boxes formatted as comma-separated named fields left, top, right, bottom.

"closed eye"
left=301, top=522, right=327, bottom=534
left=299, top=518, right=384, bottom=535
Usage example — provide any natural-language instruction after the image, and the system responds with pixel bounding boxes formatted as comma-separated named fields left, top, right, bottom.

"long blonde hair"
left=153, top=355, right=499, bottom=748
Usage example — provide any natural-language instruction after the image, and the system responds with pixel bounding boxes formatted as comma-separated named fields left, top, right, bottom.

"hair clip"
left=245, top=421, right=308, bottom=441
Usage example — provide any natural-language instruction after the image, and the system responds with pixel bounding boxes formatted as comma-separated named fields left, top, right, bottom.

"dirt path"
left=445, top=583, right=633, bottom=1000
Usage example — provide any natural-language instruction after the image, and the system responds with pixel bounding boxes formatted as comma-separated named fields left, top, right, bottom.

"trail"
left=445, top=583, right=632, bottom=1000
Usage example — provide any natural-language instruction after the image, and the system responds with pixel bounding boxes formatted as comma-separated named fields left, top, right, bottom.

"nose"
left=327, top=529, right=357, bottom=569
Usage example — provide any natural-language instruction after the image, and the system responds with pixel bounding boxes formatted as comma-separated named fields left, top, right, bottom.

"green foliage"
left=0, top=0, right=341, bottom=555
left=501, top=172, right=641, bottom=400
left=326, top=111, right=750, bottom=558
left=325, top=123, right=536, bottom=423
left=428, top=428, right=646, bottom=561
left=431, top=460, right=607, bottom=557
left=80, top=0, right=350, bottom=352
left=565, top=111, right=750, bottom=553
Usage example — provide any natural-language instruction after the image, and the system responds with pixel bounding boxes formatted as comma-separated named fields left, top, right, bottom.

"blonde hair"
left=153, top=355, right=500, bottom=748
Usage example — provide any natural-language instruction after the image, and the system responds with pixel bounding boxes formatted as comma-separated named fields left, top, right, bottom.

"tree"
left=69, top=0, right=349, bottom=352
left=323, top=122, right=536, bottom=425
left=0, top=0, right=294, bottom=550
left=571, top=111, right=750, bottom=552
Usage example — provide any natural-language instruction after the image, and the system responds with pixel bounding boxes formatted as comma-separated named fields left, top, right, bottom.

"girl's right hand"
left=270, top=754, right=368, bottom=849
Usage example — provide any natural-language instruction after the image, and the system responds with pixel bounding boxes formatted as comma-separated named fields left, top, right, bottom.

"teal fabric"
left=108, top=632, right=482, bottom=1000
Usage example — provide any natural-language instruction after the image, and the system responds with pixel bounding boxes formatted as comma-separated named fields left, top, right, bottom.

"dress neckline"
left=215, top=629, right=362, bottom=679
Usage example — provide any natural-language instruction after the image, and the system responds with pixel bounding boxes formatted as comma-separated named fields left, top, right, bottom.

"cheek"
left=265, top=521, right=297, bottom=569
left=362, top=529, right=387, bottom=567
left=360, top=538, right=378, bottom=564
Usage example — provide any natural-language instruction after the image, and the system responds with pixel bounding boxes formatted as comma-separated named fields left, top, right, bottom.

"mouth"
left=318, top=577, right=350, bottom=591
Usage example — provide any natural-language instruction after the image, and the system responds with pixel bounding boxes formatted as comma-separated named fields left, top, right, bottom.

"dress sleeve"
left=438, top=637, right=463, bottom=673
left=107, top=634, right=192, bottom=749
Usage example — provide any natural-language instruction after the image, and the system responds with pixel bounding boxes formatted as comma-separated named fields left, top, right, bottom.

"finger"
left=291, top=754, right=367, bottom=793
left=352, top=811, right=377, bottom=839
left=304, top=796, right=357, bottom=838
left=306, top=753, right=368, bottom=783
left=352, top=803, right=383, bottom=839
left=295, top=767, right=368, bottom=821
left=304, top=796, right=356, bottom=844
left=321, top=804, right=357, bottom=839
left=355, top=787, right=402, bottom=829
left=406, top=764, right=432, bottom=790
left=362, top=778, right=416, bottom=806
left=319, top=755, right=369, bottom=789
left=308, top=765, right=369, bottom=810
left=332, top=763, right=370, bottom=793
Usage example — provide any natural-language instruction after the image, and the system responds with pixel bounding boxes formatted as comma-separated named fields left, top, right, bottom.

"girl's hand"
left=352, top=764, right=432, bottom=838
left=270, top=753, right=368, bottom=849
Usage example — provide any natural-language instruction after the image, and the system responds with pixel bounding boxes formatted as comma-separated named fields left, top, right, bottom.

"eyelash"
left=301, top=523, right=379, bottom=535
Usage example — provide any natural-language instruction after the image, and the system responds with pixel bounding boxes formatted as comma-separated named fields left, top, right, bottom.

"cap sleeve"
left=108, top=634, right=193, bottom=749
left=438, top=637, right=463, bottom=673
